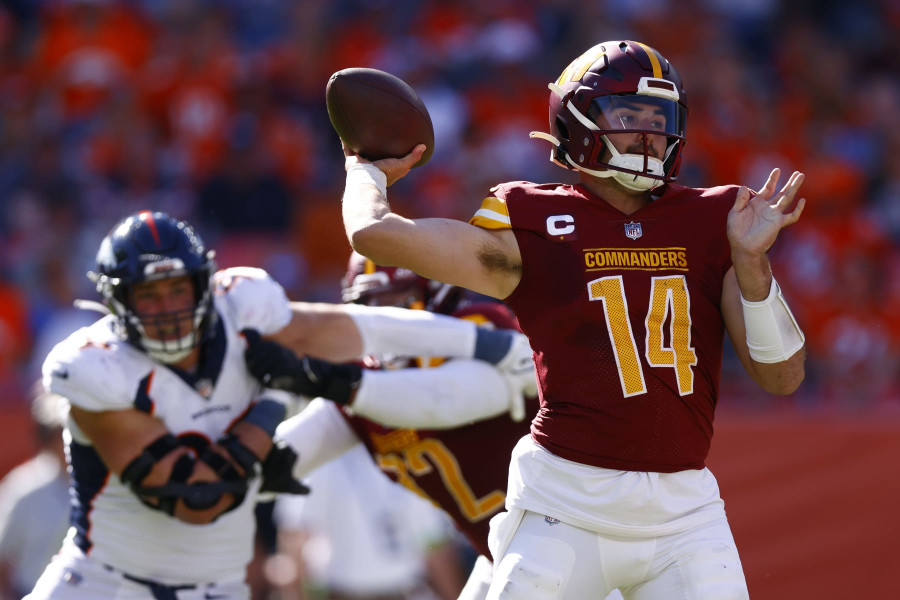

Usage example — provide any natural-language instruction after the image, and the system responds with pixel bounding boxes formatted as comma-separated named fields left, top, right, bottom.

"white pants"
left=26, top=547, right=250, bottom=600
left=458, top=555, right=494, bottom=600
left=486, top=510, right=748, bottom=600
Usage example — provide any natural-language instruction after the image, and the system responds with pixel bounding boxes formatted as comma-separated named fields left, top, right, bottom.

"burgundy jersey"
left=341, top=301, right=535, bottom=557
left=470, top=181, right=737, bottom=472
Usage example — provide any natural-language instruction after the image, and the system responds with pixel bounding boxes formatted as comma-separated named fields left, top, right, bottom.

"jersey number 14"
left=588, top=275, right=697, bottom=397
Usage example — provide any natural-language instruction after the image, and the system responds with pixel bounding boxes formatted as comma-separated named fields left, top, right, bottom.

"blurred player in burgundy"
left=339, top=41, right=807, bottom=599
left=243, top=252, right=539, bottom=600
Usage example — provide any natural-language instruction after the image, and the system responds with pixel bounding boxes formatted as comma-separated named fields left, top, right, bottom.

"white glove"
left=494, top=333, right=537, bottom=422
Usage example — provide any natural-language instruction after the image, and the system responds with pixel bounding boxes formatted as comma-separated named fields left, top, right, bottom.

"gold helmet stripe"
left=635, top=42, right=663, bottom=78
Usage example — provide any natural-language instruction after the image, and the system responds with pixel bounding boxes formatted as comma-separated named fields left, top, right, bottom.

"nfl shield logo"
left=195, top=378, right=214, bottom=398
left=624, top=221, right=643, bottom=240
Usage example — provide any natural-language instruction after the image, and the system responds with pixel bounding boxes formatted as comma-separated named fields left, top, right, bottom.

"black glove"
left=260, top=441, right=310, bottom=495
left=242, top=329, right=363, bottom=405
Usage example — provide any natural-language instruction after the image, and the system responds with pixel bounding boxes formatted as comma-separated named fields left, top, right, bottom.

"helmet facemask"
left=578, top=91, right=685, bottom=190
left=129, top=271, right=214, bottom=365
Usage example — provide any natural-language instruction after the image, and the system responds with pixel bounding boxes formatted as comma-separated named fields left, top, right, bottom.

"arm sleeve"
left=349, top=359, right=511, bottom=429
left=340, top=304, right=478, bottom=359
left=273, top=399, right=361, bottom=480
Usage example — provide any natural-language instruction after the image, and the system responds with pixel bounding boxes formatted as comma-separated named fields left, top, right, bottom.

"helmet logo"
left=557, top=44, right=607, bottom=86
left=624, top=221, right=643, bottom=240
left=143, top=257, right=186, bottom=276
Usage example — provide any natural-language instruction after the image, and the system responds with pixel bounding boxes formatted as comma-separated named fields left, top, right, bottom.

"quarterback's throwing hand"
left=727, top=168, right=807, bottom=257
left=343, top=142, right=427, bottom=187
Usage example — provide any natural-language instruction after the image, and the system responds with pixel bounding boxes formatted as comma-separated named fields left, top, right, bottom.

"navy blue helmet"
left=91, top=211, right=217, bottom=363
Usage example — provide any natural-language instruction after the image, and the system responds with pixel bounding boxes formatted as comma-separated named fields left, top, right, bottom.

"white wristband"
left=741, top=277, right=805, bottom=364
left=346, top=162, right=387, bottom=198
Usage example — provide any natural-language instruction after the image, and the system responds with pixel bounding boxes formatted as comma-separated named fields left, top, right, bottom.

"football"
left=326, top=68, right=434, bottom=169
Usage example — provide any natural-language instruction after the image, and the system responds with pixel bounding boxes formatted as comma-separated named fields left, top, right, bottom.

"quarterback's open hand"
left=343, top=141, right=426, bottom=187
left=727, top=168, right=807, bottom=258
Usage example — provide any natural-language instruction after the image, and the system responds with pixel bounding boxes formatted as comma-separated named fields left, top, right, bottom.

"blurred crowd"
left=0, top=0, right=898, bottom=426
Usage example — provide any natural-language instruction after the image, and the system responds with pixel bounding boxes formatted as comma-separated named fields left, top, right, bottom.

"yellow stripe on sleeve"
left=468, top=196, right=512, bottom=230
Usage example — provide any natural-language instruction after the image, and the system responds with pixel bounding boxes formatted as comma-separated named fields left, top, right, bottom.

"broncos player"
left=339, top=41, right=807, bottom=599
left=242, top=253, right=540, bottom=600
left=27, top=212, right=530, bottom=600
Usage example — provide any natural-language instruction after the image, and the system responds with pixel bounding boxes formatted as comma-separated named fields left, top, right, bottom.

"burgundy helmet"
left=530, top=40, right=687, bottom=191
left=341, top=252, right=464, bottom=314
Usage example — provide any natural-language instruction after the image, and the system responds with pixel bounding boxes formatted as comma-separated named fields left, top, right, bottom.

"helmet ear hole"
left=555, top=117, right=570, bottom=142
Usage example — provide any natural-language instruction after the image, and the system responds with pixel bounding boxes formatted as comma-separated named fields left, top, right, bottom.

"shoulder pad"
left=213, top=267, right=291, bottom=335
left=490, top=181, right=533, bottom=195
left=42, top=321, right=147, bottom=413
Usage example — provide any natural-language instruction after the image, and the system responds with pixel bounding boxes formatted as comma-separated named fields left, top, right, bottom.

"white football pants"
left=486, top=510, right=749, bottom=600
left=26, top=547, right=250, bottom=600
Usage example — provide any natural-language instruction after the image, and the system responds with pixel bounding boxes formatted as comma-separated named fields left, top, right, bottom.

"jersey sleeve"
left=469, top=191, right=512, bottom=230
left=214, top=267, right=292, bottom=335
left=42, top=333, right=139, bottom=413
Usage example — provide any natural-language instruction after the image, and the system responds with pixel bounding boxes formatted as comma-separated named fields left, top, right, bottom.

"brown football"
left=326, top=68, right=434, bottom=169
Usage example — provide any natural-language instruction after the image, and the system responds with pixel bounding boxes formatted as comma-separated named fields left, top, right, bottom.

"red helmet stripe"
left=139, top=210, right=162, bottom=246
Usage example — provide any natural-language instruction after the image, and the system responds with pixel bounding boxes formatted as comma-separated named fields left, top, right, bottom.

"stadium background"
left=0, top=0, right=896, bottom=597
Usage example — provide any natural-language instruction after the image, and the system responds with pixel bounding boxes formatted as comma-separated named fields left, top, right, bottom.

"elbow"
left=753, top=348, right=806, bottom=395
left=760, top=373, right=804, bottom=396
left=347, top=225, right=377, bottom=256
left=347, top=221, right=396, bottom=265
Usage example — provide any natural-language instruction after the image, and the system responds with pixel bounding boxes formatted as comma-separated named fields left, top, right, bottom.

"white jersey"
left=42, top=267, right=291, bottom=586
